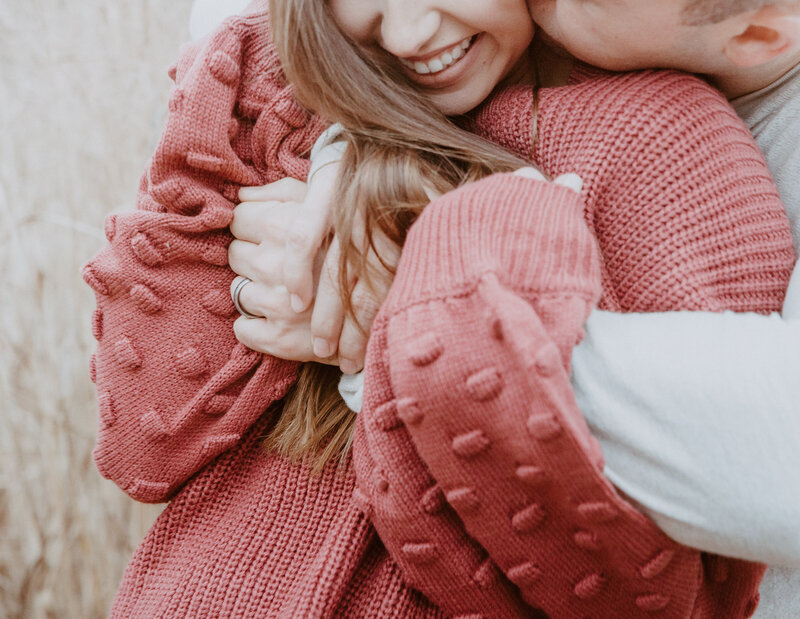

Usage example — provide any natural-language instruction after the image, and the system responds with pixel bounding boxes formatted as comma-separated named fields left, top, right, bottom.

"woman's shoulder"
left=561, top=64, right=728, bottom=107
left=170, top=1, right=288, bottom=112
left=556, top=67, right=730, bottom=117
left=536, top=66, right=745, bottom=162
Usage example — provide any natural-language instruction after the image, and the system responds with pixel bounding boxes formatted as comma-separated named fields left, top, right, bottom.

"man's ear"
left=723, top=6, right=800, bottom=67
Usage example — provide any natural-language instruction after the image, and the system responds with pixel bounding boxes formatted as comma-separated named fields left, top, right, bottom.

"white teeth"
left=401, top=36, right=475, bottom=76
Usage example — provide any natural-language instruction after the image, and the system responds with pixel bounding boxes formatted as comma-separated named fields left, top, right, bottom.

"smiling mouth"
left=398, top=35, right=477, bottom=75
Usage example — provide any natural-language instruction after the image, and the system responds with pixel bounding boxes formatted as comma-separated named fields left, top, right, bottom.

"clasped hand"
left=228, top=162, right=398, bottom=374
left=228, top=162, right=581, bottom=373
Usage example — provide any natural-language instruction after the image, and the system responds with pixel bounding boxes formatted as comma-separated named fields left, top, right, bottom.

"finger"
left=365, top=227, right=401, bottom=282
left=337, top=280, right=383, bottom=374
left=512, top=166, right=549, bottom=182
left=336, top=224, right=396, bottom=373
left=284, top=217, right=330, bottom=314
left=423, top=182, right=443, bottom=202
left=234, top=315, right=314, bottom=361
left=338, top=236, right=395, bottom=373
left=238, top=177, right=307, bottom=203
left=337, top=319, right=366, bottom=374
left=230, top=201, right=288, bottom=243
left=228, top=239, right=259, bottom=279
left=228, top=239, right=283, bottom=285
left=230, top=275, right=255, bottom=318
left=233, top=312, right=337, bottom=364
left=310, top=237, right=349, bottom=358
left=230, top=276, right=278, bottom=320
left=231, top=276, right=281, bottom=320
left=554, top=172, right=583, bottom=193
left=233, top=315, right=271, bottom=353
left=283, top=171, right=338, bottom=312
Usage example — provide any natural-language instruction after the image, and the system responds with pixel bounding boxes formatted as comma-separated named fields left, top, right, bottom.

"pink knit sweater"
left=83, top=4, right=794, bottom=618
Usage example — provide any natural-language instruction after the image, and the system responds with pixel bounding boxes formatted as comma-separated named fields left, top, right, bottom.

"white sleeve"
left=572, top=291, right=800, bottom=565
left=782, top=261, right=800, bottom=319
left=189, top=0, right=252, bottom=41
left=338, top=371, right=364, bottom=413
left=309, top=124, right=346, bottom=178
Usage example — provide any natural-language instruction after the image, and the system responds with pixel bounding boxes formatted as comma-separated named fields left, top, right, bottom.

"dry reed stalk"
left=0, top=1, right=193, bottom=617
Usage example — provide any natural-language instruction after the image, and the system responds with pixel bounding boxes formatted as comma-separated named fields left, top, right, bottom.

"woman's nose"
left=379, top=3, right=441, bottom=58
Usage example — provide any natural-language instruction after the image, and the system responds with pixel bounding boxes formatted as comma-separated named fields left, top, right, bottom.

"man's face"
left=528, top=0, right=725, bottom=73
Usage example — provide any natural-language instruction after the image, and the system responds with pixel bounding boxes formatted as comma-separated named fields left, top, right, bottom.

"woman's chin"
left=427, top=85, right=495, bottom=117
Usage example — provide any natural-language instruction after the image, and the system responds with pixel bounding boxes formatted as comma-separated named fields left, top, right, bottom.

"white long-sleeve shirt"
left=572, top=305, right=800, bottom=566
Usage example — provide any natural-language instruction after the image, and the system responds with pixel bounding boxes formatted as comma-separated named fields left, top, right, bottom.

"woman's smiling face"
left=329, top=0, right=536, bottom=115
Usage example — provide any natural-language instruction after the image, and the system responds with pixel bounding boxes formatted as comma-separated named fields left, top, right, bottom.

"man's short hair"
left=681, top=0, right=772, bottom=25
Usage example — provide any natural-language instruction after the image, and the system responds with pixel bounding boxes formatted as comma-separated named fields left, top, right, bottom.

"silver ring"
left=232, top=277, right=260, bottom=319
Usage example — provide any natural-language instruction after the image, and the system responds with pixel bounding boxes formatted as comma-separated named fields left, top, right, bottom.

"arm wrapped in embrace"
left=352, top=73, right=794, bottom=618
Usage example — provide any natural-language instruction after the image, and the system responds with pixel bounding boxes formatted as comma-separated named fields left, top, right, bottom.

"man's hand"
left=513, top=166, right=583, bottom=193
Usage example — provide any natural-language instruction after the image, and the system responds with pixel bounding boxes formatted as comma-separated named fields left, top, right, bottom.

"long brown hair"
left=268, top=0, right=537, bottom=473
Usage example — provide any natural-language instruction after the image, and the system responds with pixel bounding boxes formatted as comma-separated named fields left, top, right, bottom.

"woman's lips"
left=399, top=36, right=473, bottom=74
left=398, top=34, right=483, bottom=90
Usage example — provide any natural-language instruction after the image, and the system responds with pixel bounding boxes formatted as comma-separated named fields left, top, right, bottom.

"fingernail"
left=290, top=294, right=305, bottom=313
left=314, top=338, right=332, bottom=358
left=340, top=358, right=359, bottom=374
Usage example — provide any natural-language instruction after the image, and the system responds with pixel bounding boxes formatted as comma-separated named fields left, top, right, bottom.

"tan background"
left=0, top=1, right=193, bottom=616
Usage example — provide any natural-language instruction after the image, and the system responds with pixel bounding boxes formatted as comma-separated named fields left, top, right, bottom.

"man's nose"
left=379, top=4, right=441, bottom=58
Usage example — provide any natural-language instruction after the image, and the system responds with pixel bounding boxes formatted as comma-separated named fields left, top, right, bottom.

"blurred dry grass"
left=0, top=1, right=193, bottom=616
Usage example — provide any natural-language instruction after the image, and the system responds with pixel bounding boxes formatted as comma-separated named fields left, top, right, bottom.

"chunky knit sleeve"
left=472, top=70, right=793, bottom=315
left=353, top=175, right=730, bottom=619
left=354, top=72, right=791, bottom=618
left=83, top=10, right=326, bottom=503
left=354, top=175, right=619, bottom=618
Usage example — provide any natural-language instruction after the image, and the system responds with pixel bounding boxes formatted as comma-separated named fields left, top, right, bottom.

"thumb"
left=238, top=177, right=307, bottom=202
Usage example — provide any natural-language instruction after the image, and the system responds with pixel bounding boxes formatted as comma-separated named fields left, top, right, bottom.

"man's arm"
left=572, top=277, right=800, bottom=565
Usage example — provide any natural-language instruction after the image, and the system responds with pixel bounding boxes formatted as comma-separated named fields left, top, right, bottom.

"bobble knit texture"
left=354, top=77, right=793, bottom=618
left=83, top=3, right=794, bottom=617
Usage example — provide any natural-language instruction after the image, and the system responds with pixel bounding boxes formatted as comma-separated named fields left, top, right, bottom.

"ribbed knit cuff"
left=390, top=174, right=600, bottom=306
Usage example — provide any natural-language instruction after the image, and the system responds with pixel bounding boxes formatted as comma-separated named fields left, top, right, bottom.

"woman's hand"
left=230, top=176, right=398, bottom=372
left=229, top=178, right=336, bottom=364
left=309, top=220, right=399, bottom=373
left=230, top=169, right=572, bottom=369
left=228, top=272, right=332, bottom=363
